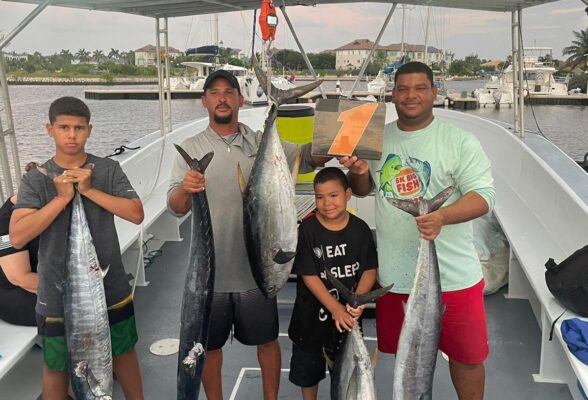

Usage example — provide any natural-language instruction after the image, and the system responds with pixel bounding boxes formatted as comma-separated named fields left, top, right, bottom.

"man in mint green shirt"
left=340, top=61, right=495, bottom=400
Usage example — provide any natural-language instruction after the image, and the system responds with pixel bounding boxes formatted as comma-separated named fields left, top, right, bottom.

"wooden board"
left=311, top=99, right=385, bottom=160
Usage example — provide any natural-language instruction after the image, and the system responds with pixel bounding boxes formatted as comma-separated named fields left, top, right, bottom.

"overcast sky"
left=0, top=0, right=586, bottom=60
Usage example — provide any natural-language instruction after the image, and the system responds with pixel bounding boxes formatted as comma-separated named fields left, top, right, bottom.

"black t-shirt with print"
left=288, top=213, right=378, bottom=353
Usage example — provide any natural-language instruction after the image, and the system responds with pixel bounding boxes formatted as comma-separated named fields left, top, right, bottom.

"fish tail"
left=324, top=268, right=393, bottom=308
left=427, top=186, right=456, bottom=212
left=387, top=186, right=456, bottom=216
left=174, top=144, right=214, bottom=173
left=252, top=55, right=322, bottom=105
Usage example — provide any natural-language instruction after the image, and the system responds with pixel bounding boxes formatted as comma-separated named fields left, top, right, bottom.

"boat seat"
left=0, top=319, right=38, bottom=380
left=489, top=144, right=588, bottom=399
left=437, top=108, right=588, bottom=399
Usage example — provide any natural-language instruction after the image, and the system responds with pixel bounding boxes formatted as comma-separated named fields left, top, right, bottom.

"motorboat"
left=367, top=69, right=393, bottom=95
left=475, top=47, right=568, bottom=107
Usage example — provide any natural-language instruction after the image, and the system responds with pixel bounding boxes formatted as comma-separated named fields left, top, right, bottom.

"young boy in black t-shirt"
left=288, top=167, right=378, bottom=399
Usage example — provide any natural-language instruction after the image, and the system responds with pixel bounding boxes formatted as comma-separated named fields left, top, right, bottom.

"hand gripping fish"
left=325, top=269, right=393, bottom=400
left=387, top=186, right=456, bottom=400
left=38, top=163, right=114, bottom=400
left=236, top=57, right=323, bottom=298
left=174, top=145, right=215, bottom=400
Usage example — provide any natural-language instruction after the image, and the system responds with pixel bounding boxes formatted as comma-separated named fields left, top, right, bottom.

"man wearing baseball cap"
left=167, top=69, right=328, bottom=400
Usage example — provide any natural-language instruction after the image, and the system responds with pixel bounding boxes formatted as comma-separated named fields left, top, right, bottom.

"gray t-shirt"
left=15, top=154, right=139, bottom=317
left=168, top=122, right=317, bottom=292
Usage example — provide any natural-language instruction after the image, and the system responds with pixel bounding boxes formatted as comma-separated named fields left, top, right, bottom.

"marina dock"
left=527, top=93, right=588, bottom=105
left=446, top=93, right=479, bottom=110
left=84, top=88, right=204, bottom=100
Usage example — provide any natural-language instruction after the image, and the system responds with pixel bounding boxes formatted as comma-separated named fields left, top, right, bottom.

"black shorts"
left=206, top=288, right=278, bottom=351
left=289, top=344, right=327, bottom=388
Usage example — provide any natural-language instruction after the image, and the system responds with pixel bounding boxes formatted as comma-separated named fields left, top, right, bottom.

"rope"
left=106, top=145, right=140, bottom=158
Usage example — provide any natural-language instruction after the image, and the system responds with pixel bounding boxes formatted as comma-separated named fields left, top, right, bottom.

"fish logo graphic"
left=379, top=154, right=431, bottom=199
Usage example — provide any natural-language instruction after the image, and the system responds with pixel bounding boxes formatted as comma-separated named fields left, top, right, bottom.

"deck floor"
left=0, top=219, right=574, bottom=399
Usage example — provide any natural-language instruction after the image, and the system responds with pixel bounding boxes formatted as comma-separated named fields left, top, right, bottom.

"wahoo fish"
left=60, top=170, right=113, bottom=399
left=174, top=145, right=215, bottom=400
left=386, top=186, right=456, bottom=400
left=237, top=58, right=323, bottom=298
left=325, top=270, right=393, bottom=400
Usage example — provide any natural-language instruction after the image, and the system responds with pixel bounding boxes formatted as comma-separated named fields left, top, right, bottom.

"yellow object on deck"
left=276, top=104, right=316, bottom=183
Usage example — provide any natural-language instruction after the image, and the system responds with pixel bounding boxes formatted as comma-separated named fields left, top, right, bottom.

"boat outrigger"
left=1, top=1, right=587, bottom=399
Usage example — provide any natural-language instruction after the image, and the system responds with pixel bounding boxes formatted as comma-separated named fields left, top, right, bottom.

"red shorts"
left=375, top=279, right=488, bottom=365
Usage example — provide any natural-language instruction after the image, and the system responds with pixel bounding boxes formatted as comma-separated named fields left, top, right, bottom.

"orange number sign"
left=328, top=102, right=378, bottom=156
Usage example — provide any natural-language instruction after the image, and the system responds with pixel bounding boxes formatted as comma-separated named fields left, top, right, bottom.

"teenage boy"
left=10, top=96, right=145, bottom=400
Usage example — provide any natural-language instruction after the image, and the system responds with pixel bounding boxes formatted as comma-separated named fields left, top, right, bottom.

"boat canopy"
left=2, top=0, right=563, bottom=18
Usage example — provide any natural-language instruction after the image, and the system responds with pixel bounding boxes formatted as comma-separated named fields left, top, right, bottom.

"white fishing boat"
left=367, top=69, right=393, bottom=95
left=0, top=1, right=587, bottom=399
left=171, top=61, right=248, bottom=90
left=475, top=47, right=569, bottom=106
left=474, top=74, right=514, bottom=107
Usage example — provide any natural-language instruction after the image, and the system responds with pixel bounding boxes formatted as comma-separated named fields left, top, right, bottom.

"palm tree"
left=562, top=28, right=588, bottom=71
left=92, top=49, right=105, bottom=63
left=108, top=48, right=120, bottom=61
left=59, top=49, right=73, bottom=64
left=75, top=48, right=91, bottom=63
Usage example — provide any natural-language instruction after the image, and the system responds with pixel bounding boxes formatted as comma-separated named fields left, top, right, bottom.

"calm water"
left=2, top=81, right=587, bottom=171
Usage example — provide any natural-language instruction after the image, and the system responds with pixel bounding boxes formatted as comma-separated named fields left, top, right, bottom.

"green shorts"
left=36, top=295, right=138, bottom=372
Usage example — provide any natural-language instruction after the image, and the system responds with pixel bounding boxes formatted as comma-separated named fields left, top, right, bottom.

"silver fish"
left=325, top=269, right=393, bottom=400
left=174, top=145, right=215, bottom=400
left=64, top=191, right=113, bottom=400
left=386, top=186, right=455, bottom=400
left=237, top=58, right=323, bottom=298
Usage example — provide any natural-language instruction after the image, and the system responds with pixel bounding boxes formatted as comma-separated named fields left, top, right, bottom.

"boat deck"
left=0, top=218, right=575, bottom=399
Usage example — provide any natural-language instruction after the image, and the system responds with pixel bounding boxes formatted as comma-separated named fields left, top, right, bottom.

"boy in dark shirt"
left=288, top=167, right=378, bottom=400
left=10, top=96, right=145, bottom=399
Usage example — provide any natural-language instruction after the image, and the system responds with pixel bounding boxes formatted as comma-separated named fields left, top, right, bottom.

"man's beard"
left=214, top=113, right=233, bottom=124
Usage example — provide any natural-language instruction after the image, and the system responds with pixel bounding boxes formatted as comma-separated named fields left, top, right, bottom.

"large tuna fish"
left=237, top=60, right=323, bottom=298
left=63, top=187, right=113, bottom=399
left=174, top=145, right=215, bottom=400
left=325, top=269, right=393, bottom=400
left=386, top=186, right=456, bottom=400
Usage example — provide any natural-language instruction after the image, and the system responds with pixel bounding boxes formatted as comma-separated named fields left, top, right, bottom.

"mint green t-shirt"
left=368, top=117, right=495, bottom=293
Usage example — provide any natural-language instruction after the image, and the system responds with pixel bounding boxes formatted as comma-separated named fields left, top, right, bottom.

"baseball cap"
left=203, top=70, right=241, bottom=94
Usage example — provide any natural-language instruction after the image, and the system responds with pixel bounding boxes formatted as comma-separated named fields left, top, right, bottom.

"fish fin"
left=174, top=144, right=214, bottom=173
left=347, top=364, right=359, bottom=398
left=237, top=163, right=247, bottom=197
left=291, top=146, right=301, bottom=182
left=273, top=249, right=296, bottom=264
left=322, top=347, right=334, bottom=369
left=252, top=55, right=323, bottom=105
left=370, top=347, right=378, bottom=368
left=84, top=363, right=109, bottom=398
left=427, top=186, right=456, bottom=212
left=385, top=197, right=421, bottom=217
left=102, top=264, right=110, bottom=279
